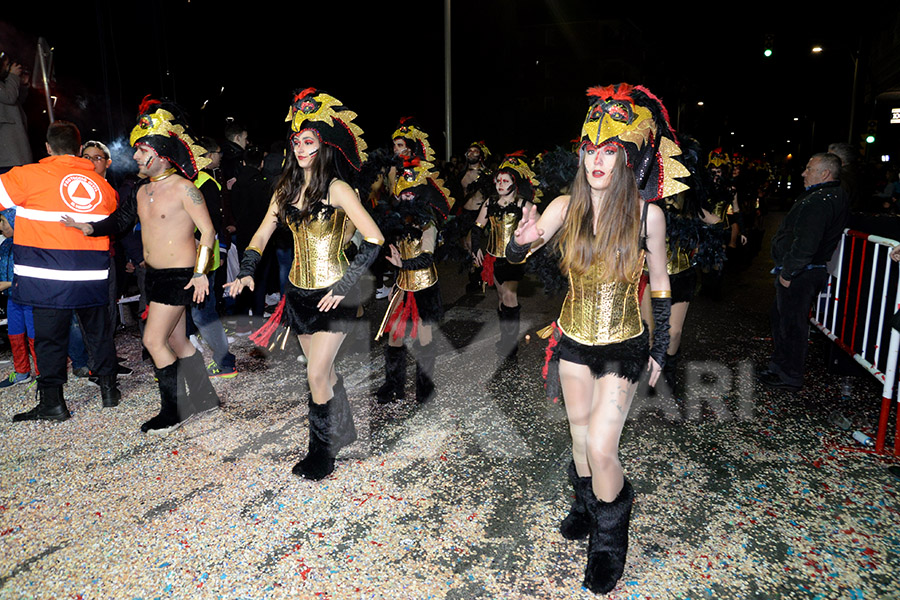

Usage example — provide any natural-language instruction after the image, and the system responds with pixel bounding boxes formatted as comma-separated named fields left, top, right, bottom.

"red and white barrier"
left=812, top=229, right=900, bottom=456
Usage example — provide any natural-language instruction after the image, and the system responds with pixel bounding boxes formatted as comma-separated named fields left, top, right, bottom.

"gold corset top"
left=487, top=209, right=520, bottom=258
left=396, top=235, right=438, bottom=292
left=288, top=206, right=349, bottom=289
left=666, top=244, right=692, bottom=275
left=558, top=252, right=645, bottom=345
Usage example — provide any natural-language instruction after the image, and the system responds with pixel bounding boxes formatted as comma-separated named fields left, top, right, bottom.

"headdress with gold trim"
left=286, top=88, right=367, bottom=171
left=391, top=117, right=435, bottom=162
left=496, top=151, right=542, bottom=204
left=466, top=140, right=491, bottom=162
left=392, top=156, right=454, bottom=222
left=706, top=148, right=730, bottom=169
left=130, top=96, right=209, bottom=180
left=580, top=83, right=689, bottom=201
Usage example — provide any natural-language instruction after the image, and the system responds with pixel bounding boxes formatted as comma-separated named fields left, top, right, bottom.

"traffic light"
left=764, top=33, right=775, bottom=58
left=866, top=120, right=877, bottom=144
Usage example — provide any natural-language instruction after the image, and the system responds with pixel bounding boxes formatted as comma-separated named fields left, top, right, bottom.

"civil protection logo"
left=59, top=173, right=103, bottom=213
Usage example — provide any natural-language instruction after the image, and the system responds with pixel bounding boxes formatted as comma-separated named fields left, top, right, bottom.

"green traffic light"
left=764, top=49, right=773, bottom=57
left=866, top=135, right=875, bottom=144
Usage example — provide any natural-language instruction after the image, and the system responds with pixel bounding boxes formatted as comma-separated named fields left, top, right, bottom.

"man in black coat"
left=759, top=152, right=848, bottom=392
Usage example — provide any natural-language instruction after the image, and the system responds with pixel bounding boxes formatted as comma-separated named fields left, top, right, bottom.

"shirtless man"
left=460, top=141, right=489, bottom=205
left=66, top=98, right=220, bottom=434
left=459, top=141, right=491, bottom=292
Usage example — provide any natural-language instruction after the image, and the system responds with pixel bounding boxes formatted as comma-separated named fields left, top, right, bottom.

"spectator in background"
left=758, top=153, right=848, bottom=392
left=827, top=142, right=862, bottom=212
left=0, top=207, right=39, bottom=388
left=0, top=51, right=33, bottom=173
left=190, top=138, right=237, bottom=378
left=221, top=122, right=248, bottom=189
left=230, top=145, right=273, bottom=321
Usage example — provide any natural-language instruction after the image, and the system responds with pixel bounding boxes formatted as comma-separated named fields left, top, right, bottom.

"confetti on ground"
left=1, top=216, right=898, bottom=599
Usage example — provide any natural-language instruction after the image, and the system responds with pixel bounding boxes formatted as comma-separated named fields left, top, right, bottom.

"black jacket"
left=771, top=180, right=848, bottom=280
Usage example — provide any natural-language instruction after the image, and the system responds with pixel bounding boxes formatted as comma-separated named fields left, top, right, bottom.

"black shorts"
left=493, top=256, right=526, bottom=285
left=670, top=267, right=697, bottom=305
left=146, top=267, right=195, bottom=307
left=557, top=326, right=649, bottom=384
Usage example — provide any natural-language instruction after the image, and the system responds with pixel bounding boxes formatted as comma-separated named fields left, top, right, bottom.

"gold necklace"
left=147, top=168, right=176, bottom=202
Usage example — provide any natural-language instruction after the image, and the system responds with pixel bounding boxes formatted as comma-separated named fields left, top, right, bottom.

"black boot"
left=496, top=304, right=521, bottom=358
left=375, top=345, right=407, bottom=404
left=414, top=341, right=436, bottom=403
left=560, top=461, right=593, bottom=540
left=181, top=351, right=221, bottom=415
left=12, top=386, right=70, bottom=422
left=97, top=375, right=121, bottom=408
left=662, top=349, right=680, bottom=394
left=292, top=396, right=343, bottom=481
left=583, top=479, right=635, bottom=594
left=331, top=374, right=358, bottom=451
left=141, top=362, right=184, bottom=434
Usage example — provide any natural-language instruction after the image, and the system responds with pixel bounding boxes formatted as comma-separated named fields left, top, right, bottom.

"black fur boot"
left=583, top=479, right=635, bottom=595
left=375, top=345, right=407, bottom=404
left=12, top=386, right=70, bottom=422
left=560, top=461, right=593, bottom=540
left=414, top=341, right=436, bottom=403
left=331, top=374, right=358, bottom=451
left=180, top=351, right=221, bottom=415
left=663, top=348, right=680, bottom=394
left=496, top=304, right=521, bottom=358
left=141, top=362, right=184, bottom=434
left=292, top=391, right=357, bottom=481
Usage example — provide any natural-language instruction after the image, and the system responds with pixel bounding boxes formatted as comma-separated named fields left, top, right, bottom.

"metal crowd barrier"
left=811, top=229, right=900, bottom=456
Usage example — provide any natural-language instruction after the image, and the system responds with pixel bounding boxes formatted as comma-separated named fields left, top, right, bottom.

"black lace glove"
left=331, top=239, right=382, bottom=296
left=505, top=237, right=529, bottom=264
left=470, top=225, right=484, bottom=256
left=237, top=249, right=262, bottom=280
left=401, top=252, right=434, bottom=270
left=650, top=296, right=671, bottom=368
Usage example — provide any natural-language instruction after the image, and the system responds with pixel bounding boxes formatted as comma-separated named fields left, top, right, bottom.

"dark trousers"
left=768, top=269, right=828, bottom=387
left=33, top=305, right=117, bottom=388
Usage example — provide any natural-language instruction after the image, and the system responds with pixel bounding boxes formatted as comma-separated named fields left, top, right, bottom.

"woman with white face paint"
left=225, top=88, right=384, bottom=481
left=470, top=152, right=540, bottom=358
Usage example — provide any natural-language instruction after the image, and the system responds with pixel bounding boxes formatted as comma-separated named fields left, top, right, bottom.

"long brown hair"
left=555, top=148, right=642, bottom=280
left=274, top=143, right=337, bottom=224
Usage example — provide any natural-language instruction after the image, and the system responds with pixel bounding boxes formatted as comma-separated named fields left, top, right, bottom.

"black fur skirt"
left=671, top=267, right=697, bottom=305
left=146, top=267, right=194, bottom=306
left=383, top=283, right=443, bottom=340
left=483, top=255, right=526, bottom=286
left=494, top=257, right=526, bottom=285
left=557, top=326, right=649, bottom=383
left=283, top=283, right=361, bottom=335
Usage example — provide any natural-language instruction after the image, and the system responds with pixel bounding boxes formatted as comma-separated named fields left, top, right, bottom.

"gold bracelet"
left=364, top=237, right=385, bottom=246
left=246, top=245, right=264, bottom=255
left=650, top=290, right=672, bottom=299
left=194, top=244, right=213, bottom=275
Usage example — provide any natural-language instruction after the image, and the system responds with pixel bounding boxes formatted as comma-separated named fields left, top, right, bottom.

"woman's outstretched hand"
left=514, top=204, right=542, bottom=246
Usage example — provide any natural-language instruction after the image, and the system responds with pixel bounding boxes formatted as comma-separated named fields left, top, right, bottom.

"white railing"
left=812, top=229, right=900, bottom=456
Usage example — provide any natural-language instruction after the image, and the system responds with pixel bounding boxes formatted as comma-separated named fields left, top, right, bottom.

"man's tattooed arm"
left=186, top=185, right=205, bottom=206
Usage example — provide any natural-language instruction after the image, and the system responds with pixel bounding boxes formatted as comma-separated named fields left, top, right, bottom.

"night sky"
left=2, top=2, right=873, bottom=170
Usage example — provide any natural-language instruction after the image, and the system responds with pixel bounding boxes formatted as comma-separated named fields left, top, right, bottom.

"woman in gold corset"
left=507, top=84, right=686, bottom=594
left=471, top=153, right=540, bottom=358
left=225, top=89, right=384, bottom=481
left=374, top=157, right=452, bottom=404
